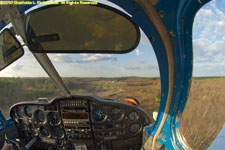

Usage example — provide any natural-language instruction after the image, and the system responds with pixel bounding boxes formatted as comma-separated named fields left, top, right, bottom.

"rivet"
left=182, top=17, right=185, bottom=22
left=149, top=36, right=155, bottom=42
left=169, top=31, right=175, bottom=37
left=159, top=11, right=164, bottom=18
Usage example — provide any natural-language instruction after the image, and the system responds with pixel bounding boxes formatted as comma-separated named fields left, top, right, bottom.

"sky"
left=207, top=124, right=225, bottom=150
left=193, top=0, right=225, bottom=77
left=0, top=0, right=225, bottom=78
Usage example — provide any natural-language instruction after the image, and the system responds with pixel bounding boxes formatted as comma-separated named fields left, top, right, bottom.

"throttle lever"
left=24, top=137, right=37, bottom=150
left=5, top=135, right=37, bottom=150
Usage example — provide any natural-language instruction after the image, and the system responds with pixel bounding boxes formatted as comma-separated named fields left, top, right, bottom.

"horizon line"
left=0, top=76, right=225, bottom=78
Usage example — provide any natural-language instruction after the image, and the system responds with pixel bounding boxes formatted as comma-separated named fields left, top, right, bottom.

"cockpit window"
left=180, top=1, right=225, bottom=149
left=0, top=27, right=160, bottom=122
left=0, top=2, right=163, bottom=150
left=48, top=29, right=160, bottom=120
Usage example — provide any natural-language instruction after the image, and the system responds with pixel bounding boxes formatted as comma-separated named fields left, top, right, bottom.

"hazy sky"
left=0, top=0, right=224, bottom=77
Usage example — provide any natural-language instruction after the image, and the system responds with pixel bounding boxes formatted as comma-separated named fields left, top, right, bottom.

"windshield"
left=0, top=30, right=161, bottom=120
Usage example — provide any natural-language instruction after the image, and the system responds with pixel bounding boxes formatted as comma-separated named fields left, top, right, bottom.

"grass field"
left=180, top=77, right=225, bottom=150
left=0, top=77, right=224, bottom=149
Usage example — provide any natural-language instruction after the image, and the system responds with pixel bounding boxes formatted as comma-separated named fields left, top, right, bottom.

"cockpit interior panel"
left=10, top=94, right=150, bottom=150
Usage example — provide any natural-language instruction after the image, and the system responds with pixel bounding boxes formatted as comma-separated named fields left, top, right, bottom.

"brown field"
left=180, top=77, right=225, bottom=150
left=64, top=77, right=161, bottom=116
left=0, top=77, right=224, bottom=149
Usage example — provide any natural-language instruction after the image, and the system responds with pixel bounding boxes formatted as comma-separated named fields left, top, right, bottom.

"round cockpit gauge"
left=52, top=126, right=64, bottom=139
left=92, top=107, right=106, bottom=123
left=128, top=111, right=139, bottom=121
left=109, top=108, right=124, bottom=121
left=129, top=123, right=141, bottom=133
left=35, top=110, right=45, bottom=123
left=39, top=126, right=50, bottom=137
left=25, top=106, right=32, bottom=117
left=48, top=112, right=60, bottom=125
left=29, top=124, right=38, bottom=136
left=17, top=107, right=23, bottom=118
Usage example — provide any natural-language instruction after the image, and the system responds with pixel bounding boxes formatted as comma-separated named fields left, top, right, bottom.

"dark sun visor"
left=25, top=3, right=140, bottom=54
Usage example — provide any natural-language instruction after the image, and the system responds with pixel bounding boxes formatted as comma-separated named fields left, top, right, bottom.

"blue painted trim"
left=132, top=9, right=169, bottom=137
left=0, top=111, right=14, bottom=131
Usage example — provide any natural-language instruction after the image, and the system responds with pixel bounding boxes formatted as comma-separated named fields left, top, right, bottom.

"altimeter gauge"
left=92, top=107, right=106, bottom=123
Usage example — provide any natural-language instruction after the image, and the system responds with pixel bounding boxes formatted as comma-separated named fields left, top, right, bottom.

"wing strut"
left=32, top=53, right=71, bottom=96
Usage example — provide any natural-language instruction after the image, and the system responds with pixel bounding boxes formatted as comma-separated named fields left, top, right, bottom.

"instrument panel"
left=10, top=94, right=150, bottom=150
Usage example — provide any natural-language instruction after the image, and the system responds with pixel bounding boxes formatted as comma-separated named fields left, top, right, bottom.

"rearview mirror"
left=25, top=4, right=140, bottom=53
left=0, top=29, right=24, bottom=71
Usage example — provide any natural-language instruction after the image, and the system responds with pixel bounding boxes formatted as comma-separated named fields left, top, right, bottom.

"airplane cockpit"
left=10, top=94, right=150, bottom=150
left=0, top=0, right=223, bottom=150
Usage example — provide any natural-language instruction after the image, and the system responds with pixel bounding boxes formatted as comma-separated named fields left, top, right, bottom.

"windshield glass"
left=0, top=30, right=161, bottom=120
left=180, top=0, right=225, bottom=149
